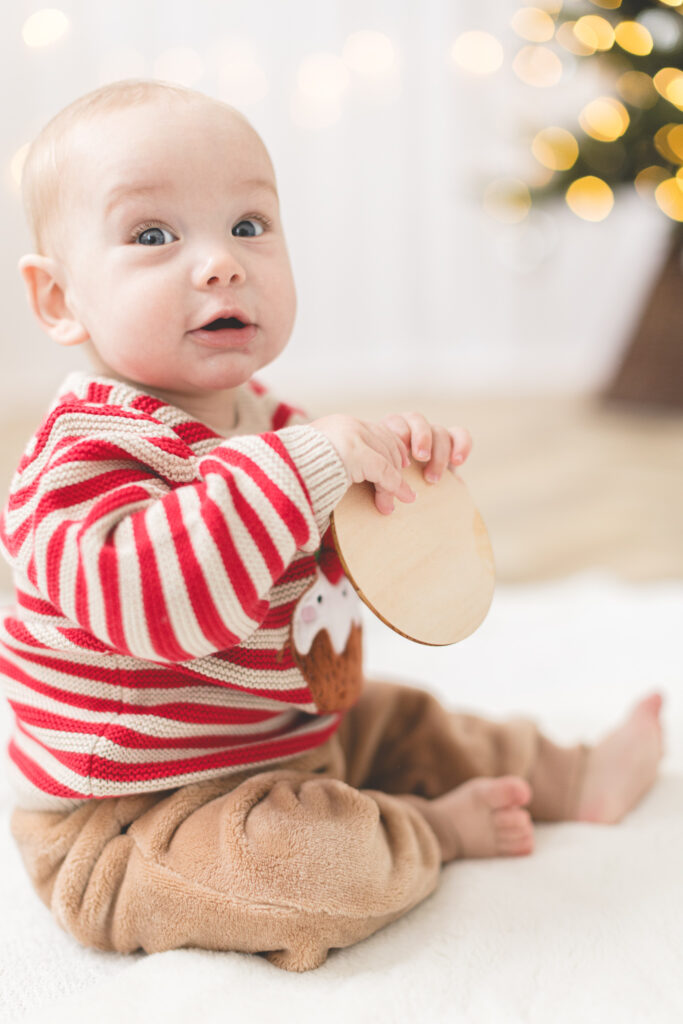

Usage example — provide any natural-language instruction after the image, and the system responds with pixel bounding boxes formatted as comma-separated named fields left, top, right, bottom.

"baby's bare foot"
left=574, top=693, right=664, bottom=824
left=410, top=776, right=534, bottom=863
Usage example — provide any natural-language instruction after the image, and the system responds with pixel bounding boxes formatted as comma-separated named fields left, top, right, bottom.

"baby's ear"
left=18, top=254, right=89, bottom=347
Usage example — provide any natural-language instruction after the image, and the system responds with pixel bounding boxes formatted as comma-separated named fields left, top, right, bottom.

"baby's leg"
left=10, top=755, right=442, bottom=973
left=338, top=682, right=664, bottom=864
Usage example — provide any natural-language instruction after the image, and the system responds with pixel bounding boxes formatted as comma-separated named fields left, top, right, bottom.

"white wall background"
left=0, top=0, right=673, bottom=415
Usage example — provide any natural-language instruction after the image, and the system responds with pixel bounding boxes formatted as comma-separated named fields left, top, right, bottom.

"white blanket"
left=2, top=574, right=681, bottom=1024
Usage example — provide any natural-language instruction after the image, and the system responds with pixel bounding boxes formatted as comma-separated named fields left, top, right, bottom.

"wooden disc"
left=330, top=462, right=495, bottom=646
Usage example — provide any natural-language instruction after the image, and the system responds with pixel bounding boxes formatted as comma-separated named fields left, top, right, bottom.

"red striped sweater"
left=0, top=372, right=356, bottom=809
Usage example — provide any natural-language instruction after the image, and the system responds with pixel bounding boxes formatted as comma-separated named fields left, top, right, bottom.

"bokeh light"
left=531, top=127, right=580, bottom=170
left=153, top=48, right=204, bottom=87
left=565, top=176, right=614, bottom=221
left=22, top=8, right=69, bottom=48
left=617, top=70, right=658, bottom=108
left=511, top=7, right=556, bottom=43
left=657, top=0, right=682, bottom=7
left=655, top=177, right=683, bottom=220
left=512, top=46, right=563, bottom=87
left=579, top=97, right=630, bottom=142
left=342, top=31, right=397, bottom=77
left=209, top=40, right=269, bottom=107
left=451, top=32, right=504, bottom=75
left=556, top=21, right=596, bottom=56
left=654, top=123, right=683, bottom=163
left=573, top=15, right=615, bottom=51
left=297, top=52, right=350, bottom=102
left=590, top=0, right=623, bottom=8
left=291, top=52, right=350, bottom=130
left=634, top=165, right=670, bottom=199
left=614, top=21, right=654, bottom=56
left=483, top=179, right=531, bottom=223
left=653, top=67, right=683, bottom=108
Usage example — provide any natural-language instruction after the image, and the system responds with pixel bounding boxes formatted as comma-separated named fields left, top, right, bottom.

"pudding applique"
left=291, top=535, right=363, bottom=713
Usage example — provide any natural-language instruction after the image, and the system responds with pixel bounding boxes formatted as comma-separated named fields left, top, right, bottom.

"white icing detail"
left=293, top=569, right=362, bottom=656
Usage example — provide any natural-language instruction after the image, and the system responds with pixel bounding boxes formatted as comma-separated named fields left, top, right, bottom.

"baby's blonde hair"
left=21, top=79, right=242, bottom=257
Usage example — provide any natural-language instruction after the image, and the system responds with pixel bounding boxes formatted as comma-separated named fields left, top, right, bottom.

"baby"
left=1, top=80, right=663, bottom=972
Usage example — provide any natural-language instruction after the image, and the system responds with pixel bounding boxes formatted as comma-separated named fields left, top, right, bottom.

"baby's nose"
left=193, top=243, right=246, bottom=288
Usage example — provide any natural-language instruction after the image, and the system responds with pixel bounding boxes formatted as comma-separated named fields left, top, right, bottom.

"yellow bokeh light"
left=654, top=124, right=683, bottom=163
left=654, top=68, right=683, bottom=108
left=512, top=45, right=563, bottom=87
left=556, top=21, right=596, bottom=56
left=566, top=176, right=614, bottom=221
left=590, top=0, right=622, bottom=8
left=657, top=0, right=682, bottom=6
left=634, top=166, right=670, bottom=199
left=342, top=31, right=397, bottom=78
left=482, top=179, right=531, bottom=223
left=451, top=31, right=504, bottom=75
left=579, top=97, right=630, bottom=142
left=531, top=127, right=579, bottom=170
left=617, top=71, right=658, bottom=109
left=22, top=8, right=69, bottom=47
left=666, top=125, right=683, bottom=162
left=655, top=177, right=683, bottom=220
left=614, top=21, right=653, bottom=56
left=574, top=15, right=615, bottom=51
left=511, top=7, right=556, bottom=42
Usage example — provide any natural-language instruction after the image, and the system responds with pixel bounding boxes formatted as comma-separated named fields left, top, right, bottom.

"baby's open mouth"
left=201, top=317, right=248, bottom=331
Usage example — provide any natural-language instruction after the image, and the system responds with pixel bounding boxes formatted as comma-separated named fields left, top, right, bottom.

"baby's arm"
left=3, top=410, right=347, bottom=664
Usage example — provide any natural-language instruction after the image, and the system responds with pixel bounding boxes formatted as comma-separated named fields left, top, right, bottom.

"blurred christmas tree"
left=510, top=0, right=683, bottom=406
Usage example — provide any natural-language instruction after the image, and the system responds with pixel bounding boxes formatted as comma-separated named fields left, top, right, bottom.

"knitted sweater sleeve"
left=0, top=398, right=349, bottom=663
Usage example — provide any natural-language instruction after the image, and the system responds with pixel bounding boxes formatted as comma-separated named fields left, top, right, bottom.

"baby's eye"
left=135, top=225, right=177, bottom=246
left=232, top=218, right=266, bottom=238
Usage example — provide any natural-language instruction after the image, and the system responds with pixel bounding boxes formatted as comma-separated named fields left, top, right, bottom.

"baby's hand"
left=311, top=414, right=416, bottom=515
left=382, top=413, right=472, bottom=484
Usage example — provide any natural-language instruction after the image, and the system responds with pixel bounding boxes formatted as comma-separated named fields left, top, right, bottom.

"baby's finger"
left=424, top=426, right=452, bottom=484
left=382, top=415, right=412, bottom=466
left=402, top=412, right=433, bottom=462
left=372, top=423, right=410, bottom=470
left=448, top=426, right=472, bottom=466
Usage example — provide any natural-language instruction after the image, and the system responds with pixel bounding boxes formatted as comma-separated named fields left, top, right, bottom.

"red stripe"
left=163, top=489, right=241, bottom=651
left=130, top=394, right=165, bottom=414
left=15, top=591, right=59, bottom=617
left=173, top=420, right=220, bottom=444
left=272, top=402, right=298, bottom=429
left=86, top=382, right=113, bottom=404
left=2, top=656, right=298, bottom=722
left=225, top=473, right=284, bottom=579
left=209, top=443, right=310, bottom=547
left=262, top=432, right=313, bottom=515
left=0, top=637, right=304, bottom=695
left=199, top=490, right=268, bottom=628
left=10, top=701, right=286, bottom=749
left=98, top=535, right=125, bottom=653
left=29, top=715, right=341, bottom=783
left=8, top=738, right=84, bottom=798
left=132, top=512, right=193, bottom=661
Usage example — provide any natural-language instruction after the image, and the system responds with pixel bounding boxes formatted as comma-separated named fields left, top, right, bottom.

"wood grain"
left=331, top=462, right=495, bottom=646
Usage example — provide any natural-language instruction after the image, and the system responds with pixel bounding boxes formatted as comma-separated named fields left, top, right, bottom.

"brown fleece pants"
left=11, top=681, right=586, bottom=972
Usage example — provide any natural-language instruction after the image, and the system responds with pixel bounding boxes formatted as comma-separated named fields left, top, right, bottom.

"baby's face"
left=55, top=98, right=296, bottom=399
